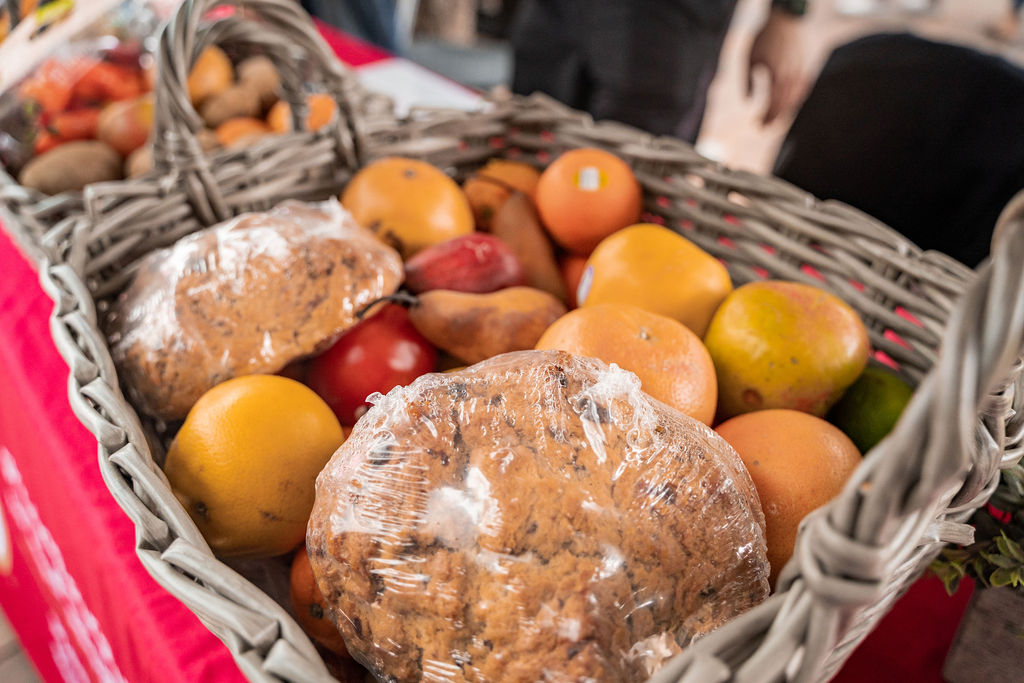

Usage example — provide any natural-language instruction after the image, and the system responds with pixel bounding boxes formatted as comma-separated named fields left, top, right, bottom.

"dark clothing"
left=301, top=0, right=400, bottom=53
left=773, top=33, right=1024, bottom=267
left=510, top=0, right=738, bottom=141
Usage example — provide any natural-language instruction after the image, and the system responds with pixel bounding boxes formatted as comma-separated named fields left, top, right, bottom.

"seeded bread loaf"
left=107, top=200, right=402, bottom=420
left=307, top=349, right=769, bottom=682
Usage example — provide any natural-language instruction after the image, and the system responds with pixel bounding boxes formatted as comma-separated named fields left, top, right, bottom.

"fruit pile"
left=5, top=43, right=338, bottom=193
left=115, top=146, right=914, bottom=677
left=7, top=43, right=155, bottom=195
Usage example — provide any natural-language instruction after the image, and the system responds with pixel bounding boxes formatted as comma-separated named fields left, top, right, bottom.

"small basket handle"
left=150, top=0, right=361, bottom=225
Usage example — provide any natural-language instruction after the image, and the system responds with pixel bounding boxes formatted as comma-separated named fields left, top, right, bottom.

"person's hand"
left=748, top=8, right=807, bottom=125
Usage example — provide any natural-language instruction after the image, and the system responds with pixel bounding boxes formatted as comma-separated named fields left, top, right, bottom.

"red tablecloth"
left=0, top=22, right=976, bottom=683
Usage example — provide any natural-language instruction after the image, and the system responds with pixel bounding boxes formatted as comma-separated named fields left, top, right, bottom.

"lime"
left=826, top=364, right=914, bottom=453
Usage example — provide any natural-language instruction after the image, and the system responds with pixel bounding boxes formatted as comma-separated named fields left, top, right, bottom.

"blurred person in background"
left=300, top=0, right=401, bottom=53
left=510, top=0, right=810, bottom=142
left=987, top=0, right=1024, bottom=42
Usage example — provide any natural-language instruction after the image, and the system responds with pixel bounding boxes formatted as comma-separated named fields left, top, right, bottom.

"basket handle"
left=150, top=0, right=361, bottom=225
left=651, top=191, right=1024, bottom=683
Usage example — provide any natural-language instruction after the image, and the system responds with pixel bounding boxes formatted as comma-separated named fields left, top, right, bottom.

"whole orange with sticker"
left=535, top=147, right=642, bottom=254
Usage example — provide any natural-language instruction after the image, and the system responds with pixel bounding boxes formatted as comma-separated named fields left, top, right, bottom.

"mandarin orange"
left=715, top=409, right=862, bottom=587
left=535, top=303, right=717, bottom=425
left=290, top=548, right=350, bottom=656
left=535, top=147, right=642, bottom=254
left=462, top=159, right=541, bottom=229
left=164, top=375, right=344, bottom=558
left=341, top=157, right=474, bottom=258
left=266, top=93, right=338, bottom=133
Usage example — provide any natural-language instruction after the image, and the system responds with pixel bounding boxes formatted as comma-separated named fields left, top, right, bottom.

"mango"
left=704, top=280, right=870, bottom=421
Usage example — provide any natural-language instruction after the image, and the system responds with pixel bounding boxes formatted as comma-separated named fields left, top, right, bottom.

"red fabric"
left=833, top=575, right=974, bottom=682
left=314, top=19, right=391, bottom=67
left=0, top=229, right=245, bottom=683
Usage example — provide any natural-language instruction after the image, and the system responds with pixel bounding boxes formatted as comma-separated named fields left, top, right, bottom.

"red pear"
left=403, top=233, right=526, bottom=294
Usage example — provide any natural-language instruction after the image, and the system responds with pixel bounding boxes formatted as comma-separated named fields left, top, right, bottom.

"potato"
left=199, top=84, right=261, bottom=128
left=198, top=128, right=221, bottom=152
left=19, top=141, right=122, bottom=195
left=126, top=145, right=153, bottom=178
left=237, top=55, right=280, bottom=110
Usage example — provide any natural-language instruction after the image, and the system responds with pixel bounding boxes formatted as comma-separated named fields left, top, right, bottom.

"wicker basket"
left=0, top=0, right=391, bottom=270
left=23, top=13, right=1024, bottom=682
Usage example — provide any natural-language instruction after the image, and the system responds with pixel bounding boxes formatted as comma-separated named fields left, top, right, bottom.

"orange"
left=535, top=147, right=642, bottom=254
left=340, top=157, right=474, bottom=258
left=535, top=303, right=717, bottom=425
left=462, top=159, right=541, bottom=229
left=704, top=280, right=870, bottom=421
left=559, top=253, right=588, bottom=309
left=266, top=93, right=338, bottom=133
left=187, top=45, right=233, bottom=106
left=715, top=409, right=862, bottom=587
left=215, top=117, right=272, bottom=147
left=289, top=548, right=350, bottom=656
left=164, top=375, right=344, bottom=558
left=579, top=223, right=732, bottom=337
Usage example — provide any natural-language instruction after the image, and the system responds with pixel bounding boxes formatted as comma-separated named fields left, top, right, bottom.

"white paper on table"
left=354, top=57, right=486, bottom=117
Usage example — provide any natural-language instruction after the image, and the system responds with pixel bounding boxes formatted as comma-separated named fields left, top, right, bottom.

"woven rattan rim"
left=0, top=0, right=391, bottom=259
left=15, top=22, right=1024, bottom=683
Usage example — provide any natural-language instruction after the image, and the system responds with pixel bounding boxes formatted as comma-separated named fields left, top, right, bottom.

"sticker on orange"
left=575, top=166, right=605, bottom=191
left=576, top=264, right=594, bottom=306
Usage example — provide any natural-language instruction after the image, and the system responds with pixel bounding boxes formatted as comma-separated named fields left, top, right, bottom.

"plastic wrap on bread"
left=107, top=199, right=403, bottom=420
left=307, top=349, right=769, bottom=682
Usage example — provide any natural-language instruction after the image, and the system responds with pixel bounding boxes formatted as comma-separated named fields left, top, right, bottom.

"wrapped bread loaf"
left=107, top=199, right=402, bottom=420
left=308, top=349, right=769, bottom=682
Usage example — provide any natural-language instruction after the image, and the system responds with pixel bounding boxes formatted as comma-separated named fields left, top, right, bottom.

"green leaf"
left=943, top=548, right=974, bottom=563
left=985, top=553, right=1019, bottom=569
left=972, top=558, right=990, bottom=587
left=997, top=532, right=1024, bottom=563
left=990, top=567, right=1018, bottom=587
left=930, top=560, right=965, bottom=595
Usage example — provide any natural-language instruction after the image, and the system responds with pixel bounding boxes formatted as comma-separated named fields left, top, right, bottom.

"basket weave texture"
left=0, top=0, right=390, bottom=269
left=16, top=4, right=1024, bottom=681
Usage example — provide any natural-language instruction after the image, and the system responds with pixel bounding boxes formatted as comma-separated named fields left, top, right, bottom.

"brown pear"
left=491, top=191, right=567, bottom=302
left=408, top=287, right=567, bottom=364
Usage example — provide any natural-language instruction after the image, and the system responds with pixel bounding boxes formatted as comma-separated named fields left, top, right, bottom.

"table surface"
left=0, top=21, right=977, bottom=683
